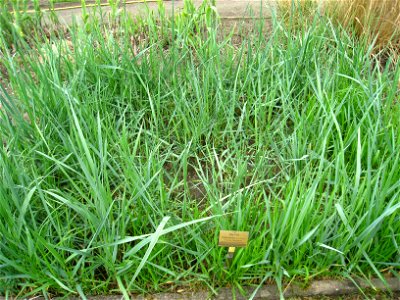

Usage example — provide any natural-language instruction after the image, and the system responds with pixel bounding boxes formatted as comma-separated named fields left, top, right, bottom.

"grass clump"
left=1, top=1, right=400, bottom=298
left=331, top=0, right=400, bottom=49
left=279, top=0, right=400, bottom=63
left=0, top=1, right=42, bottom=50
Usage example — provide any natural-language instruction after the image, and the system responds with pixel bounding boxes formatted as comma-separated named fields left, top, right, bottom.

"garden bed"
left=0, top=0, right=399, bottom=298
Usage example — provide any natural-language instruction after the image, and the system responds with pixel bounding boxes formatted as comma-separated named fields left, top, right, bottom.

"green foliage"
left=0, top=1, right=399, bottom=298
left=0, top=0, right=41, bottom=50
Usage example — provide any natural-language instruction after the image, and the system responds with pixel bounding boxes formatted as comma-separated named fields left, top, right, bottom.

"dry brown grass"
left=329, top=0, right=400, bottom=51
left=279, top=0, right=400, bottom=58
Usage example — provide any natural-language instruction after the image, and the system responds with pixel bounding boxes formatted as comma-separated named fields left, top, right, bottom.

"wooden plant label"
left=218, top=230, right=249, bottom=248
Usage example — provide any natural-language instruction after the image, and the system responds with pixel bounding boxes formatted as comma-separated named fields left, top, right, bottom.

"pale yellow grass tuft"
left=329, top=0, right=400, bottom=51
left=279, top=0, right=400, bottom=55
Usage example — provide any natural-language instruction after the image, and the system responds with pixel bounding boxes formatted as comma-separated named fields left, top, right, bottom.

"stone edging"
left=92, top=277, right=400, bottom=299
left=2, top=276, right=398, bottom=299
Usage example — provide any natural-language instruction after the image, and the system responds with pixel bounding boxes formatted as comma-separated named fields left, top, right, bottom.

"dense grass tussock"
left=1, top=1, right=400, bottom=298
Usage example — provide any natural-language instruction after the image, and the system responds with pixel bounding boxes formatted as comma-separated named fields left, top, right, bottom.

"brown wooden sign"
left=218, top=230, right=249, bottom=247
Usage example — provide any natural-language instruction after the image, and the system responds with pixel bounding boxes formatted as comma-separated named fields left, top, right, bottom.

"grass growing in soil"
left=1, top=0, right=400, bottom=298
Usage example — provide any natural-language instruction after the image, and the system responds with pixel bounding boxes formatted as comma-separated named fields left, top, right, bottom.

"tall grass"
left=331, top=0, right=400, bottom=50
left=279, top=0, right=400, bottom=60
left=0, top=0, right=42, bottom=49
left=0, top=0, right=400, bottom=298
